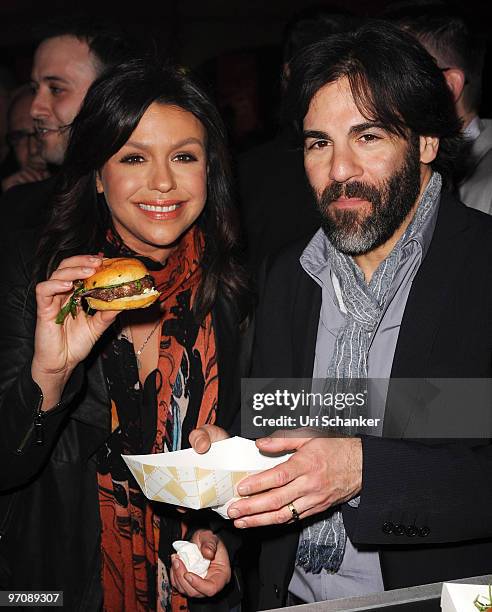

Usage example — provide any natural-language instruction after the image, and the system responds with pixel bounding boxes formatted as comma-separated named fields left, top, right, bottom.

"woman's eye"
left=120, top=154, right=145, bottom=164
left=173, top=152, right=197, bottom=162
left=50, top=87, right=64, bottom=95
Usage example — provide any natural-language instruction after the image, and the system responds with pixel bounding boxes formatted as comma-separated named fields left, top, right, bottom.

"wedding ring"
left=287, top=502, right=300, bottom=521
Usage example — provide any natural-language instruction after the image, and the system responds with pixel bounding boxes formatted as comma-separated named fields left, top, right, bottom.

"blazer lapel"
left=391, top=192, right=470, bottom=378
left=292, top=271, right=322, bottom=377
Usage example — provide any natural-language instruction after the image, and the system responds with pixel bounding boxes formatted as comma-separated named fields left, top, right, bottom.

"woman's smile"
left=136, top=199, right=187, bottom=220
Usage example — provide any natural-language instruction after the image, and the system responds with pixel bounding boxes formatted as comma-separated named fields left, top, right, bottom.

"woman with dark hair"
left=0, top=59, right=250, bottom=612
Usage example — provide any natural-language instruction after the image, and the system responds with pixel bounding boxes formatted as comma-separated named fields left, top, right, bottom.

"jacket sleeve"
left=344, top=436, right=492, bottom=546
left=0, top=233, right=84, bottom=490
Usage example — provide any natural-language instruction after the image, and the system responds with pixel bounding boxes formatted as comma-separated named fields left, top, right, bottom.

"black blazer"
left=251, top=192, right=492, bottom=609
left=0, top=230, right=249, bottom=611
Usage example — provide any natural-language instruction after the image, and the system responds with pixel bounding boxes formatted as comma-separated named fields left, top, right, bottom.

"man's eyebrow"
left=39, top=76, right=71, bottom=85
left=303, top=130, right=329, bottom=141
left=303, top=123, right=389, bottom=141
left=349, top=121, right=388, bottom=135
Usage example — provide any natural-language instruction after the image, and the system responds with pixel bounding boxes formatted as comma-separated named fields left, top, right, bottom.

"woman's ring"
left=287, top=502, right=300, bottom=521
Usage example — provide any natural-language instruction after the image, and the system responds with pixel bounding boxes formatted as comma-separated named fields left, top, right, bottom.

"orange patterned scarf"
left=97, top=226, right=218, bottom=612
left=153, top=227, right=218, bottom=454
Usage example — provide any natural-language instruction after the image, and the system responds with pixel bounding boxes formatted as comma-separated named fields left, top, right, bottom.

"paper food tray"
left=122, top=436, right=290, bottom=510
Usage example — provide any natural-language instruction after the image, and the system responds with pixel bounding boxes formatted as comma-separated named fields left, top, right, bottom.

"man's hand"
left=189, top=425, right=230, bottom=454
left=227, top=435, right=362, bottom=528
left=170, top=529, right=231, bottom=598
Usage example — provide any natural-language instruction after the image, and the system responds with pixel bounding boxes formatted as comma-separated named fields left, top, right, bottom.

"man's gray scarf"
left=296, top=173, right=442, bottom=574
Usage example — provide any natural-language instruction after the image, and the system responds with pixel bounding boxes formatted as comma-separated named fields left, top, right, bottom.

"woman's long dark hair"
left=35, top=59, right=250, bottom=322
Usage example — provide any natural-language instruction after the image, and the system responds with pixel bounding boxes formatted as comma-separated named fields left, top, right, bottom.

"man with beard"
left=191, top=21, right=492, bottom=609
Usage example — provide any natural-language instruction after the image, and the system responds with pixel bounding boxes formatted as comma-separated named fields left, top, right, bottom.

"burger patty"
left=84, top=275, right=155, bottom=301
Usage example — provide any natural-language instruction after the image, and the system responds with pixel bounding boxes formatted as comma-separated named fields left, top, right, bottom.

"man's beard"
left=316, top=139, right=422, bottom=256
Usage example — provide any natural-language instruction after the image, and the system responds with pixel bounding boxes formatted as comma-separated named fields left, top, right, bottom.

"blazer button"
left=394, top=523, right=405, bottom=536
left=274, top=585, right=280, bottom=597
left=418, top=526, right=430, bottom=537
left=406, top=525, right=418, bottom=537
left=382, top=521, right=394, bottom=534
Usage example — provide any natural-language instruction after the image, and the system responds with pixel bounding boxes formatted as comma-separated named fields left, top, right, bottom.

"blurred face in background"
left=97, top=103, right=208, bottom=263
left=30, top=35, right=98, bottom=165
left=7, top=89, right=46, bottom=170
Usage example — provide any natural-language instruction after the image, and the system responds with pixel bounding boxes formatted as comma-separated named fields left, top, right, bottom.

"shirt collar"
left=300, top=227, right=332, bottom=287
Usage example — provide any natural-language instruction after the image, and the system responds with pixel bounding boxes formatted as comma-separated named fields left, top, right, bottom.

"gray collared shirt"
left=288, top=176, right=441, bottom=603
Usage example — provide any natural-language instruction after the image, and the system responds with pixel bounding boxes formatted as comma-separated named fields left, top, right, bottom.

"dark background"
left=1, top=0, right=491, bottom=150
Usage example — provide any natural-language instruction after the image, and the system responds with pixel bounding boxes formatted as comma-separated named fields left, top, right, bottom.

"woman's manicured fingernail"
left=82, top=267, right=93, bottom=274
left=172, top=559, right=179, bottom=569
left=235, top=520, right=246, bottom=528
left=89, top=256, right=101, bottom=263
left=62, top=281, right=72, bottom=288
left=228, top=508, right=240, bottom=518
left=237, top=484, right=249, bottom=495
left=258, top=437, right=272, bottom=445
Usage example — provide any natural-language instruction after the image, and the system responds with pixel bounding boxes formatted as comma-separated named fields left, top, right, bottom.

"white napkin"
left=173, top=541, right=211, bottom=579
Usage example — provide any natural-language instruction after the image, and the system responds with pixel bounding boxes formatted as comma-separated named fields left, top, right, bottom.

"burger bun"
left=83, top=257, right=149, bottom=290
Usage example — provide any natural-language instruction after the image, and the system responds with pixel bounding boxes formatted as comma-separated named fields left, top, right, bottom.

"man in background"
left=2, top=85, right=49, bottom=192
left=0, top=18, right=136, bottom=234
left=386, top=1, right=492, bottom=214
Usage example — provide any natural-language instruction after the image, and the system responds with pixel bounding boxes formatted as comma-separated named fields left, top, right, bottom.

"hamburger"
left=82, top=258, right=160, bottom=311
left=56, top=258, right=160, bottom=323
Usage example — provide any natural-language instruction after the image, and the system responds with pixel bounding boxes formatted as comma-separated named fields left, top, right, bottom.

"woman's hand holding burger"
left=32, top=255, right=161, bottom=411
left=31, top=255, right=118, bottom=411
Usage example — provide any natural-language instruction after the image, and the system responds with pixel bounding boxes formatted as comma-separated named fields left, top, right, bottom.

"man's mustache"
left=319, top=181, right=383, bottom=208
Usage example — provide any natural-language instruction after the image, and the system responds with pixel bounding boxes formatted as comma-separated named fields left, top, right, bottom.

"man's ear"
left=96, top=172, right=104, bottom=194
left=442, top=67, right=466, bottom=103
left=419, top=135, right=439, bottom=164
